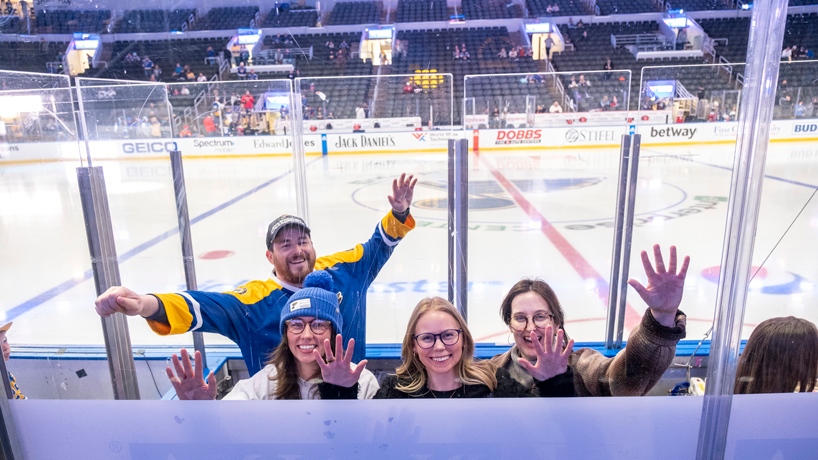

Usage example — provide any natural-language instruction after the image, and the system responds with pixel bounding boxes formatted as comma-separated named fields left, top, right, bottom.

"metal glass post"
left=695, top=0, right=789, bottom=457
left=0, top=357, right=23, bottom=460
left=78, top=167, right=141, bottom=400
left=169, top=151, right=206, bottom=364
left=447, top=139, right=455, bottom=304
left=290, top=79, right=310, bottom=225
left=454, top=139, right=469, bottom=320
left=605, top=134, right=631, bottom=349
left=615, top=134, right=641, bottom=349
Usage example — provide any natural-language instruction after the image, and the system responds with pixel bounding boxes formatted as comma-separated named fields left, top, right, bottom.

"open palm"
left=165, top=349, right=217, bottom=400
left=628, top=245, right=690, bottom=327
left=387, top=173, right=417, bottom=214
left=313, top=334, right=368, bottom=388
left=518, top=326, right=574, bottom=382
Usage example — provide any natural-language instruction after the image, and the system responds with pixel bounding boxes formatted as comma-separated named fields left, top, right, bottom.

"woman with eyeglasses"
left=491, top=245, right=690, bottom=396
left=316, top=297, right=576, bottom=399
left=166, top=271, right=378, bottom=400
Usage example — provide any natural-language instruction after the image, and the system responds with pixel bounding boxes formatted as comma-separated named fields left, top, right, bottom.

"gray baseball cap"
left=266, top=215, right=311, bottom=250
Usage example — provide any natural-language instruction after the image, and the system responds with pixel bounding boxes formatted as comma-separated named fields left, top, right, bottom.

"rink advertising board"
left=475, top=126, right=627, bottom=150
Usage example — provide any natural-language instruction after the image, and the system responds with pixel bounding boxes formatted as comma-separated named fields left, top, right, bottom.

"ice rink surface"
left=1, top=138, right=816, bottom=349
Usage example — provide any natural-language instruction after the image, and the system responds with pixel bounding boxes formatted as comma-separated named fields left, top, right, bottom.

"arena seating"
left=108, top=38, right=227, bottom=82
left=396, top=0, right=449, bottom=23
left=191, top=6, right=258, bottom=31
left=700, top=14, right=818, bottom=63
left=34, top=9, right=111, bottom=34
left=661, top=0, right=733, bottom=11
left=0, top=40, right=67, bottom=73
left=526, top=0, right=589, bottom=17
left=0, top=16, right=21, bottom=34
left=595, top=0, right=659, bottom=15
left=262, top=8, right=318, bottom=27
left=327, top=2, right=381, bottom=25
left=115, top=9, right=195, bottom=33
left=462, top=0, right=523, bottom=19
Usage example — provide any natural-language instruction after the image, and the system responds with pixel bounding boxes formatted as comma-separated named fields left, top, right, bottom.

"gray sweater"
left=491, top=309, right=687, bottom=396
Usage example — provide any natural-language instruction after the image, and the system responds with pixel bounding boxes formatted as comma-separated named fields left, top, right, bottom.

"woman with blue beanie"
left=166, top=271, right=378, bottom=400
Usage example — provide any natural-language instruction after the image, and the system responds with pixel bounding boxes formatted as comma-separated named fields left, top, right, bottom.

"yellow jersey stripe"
left=153, top=293, right=195, bottom=335
left=316, top=244, right=365, bottom=270
left=225, top=279, right=283, bottom=305
left=382, top=213, right=416, bottom=240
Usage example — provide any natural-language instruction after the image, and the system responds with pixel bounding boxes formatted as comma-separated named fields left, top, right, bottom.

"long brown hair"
left=267, top=323, right=336, bottom=400
left=499, top=278, right=569, bottom=342
left=735, top=316, right=818, bottom=394
left=395, top=297, right=497, bottom=393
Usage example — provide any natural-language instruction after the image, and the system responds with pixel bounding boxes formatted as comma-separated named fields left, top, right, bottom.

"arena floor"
left=1, top=137, right=816, bottom=348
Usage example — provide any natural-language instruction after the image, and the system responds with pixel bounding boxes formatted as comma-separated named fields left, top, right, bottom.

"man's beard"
left=277, top=254, right=316, bottom=284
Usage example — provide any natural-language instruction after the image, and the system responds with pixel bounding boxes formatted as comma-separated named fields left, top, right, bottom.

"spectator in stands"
left=125, top=52, right=140, bottom=64
left=186, top=69, right=195, bottom=81
left=807, top=97, right=818, bottom=118
left=180, top=86, right=190, bottom=96
left=461, top=48, right=470, bottom=61
left=149, top=75, right=157, bottom=82
left=326, top=40, right=335, bottom=49
left=1, top=323, right=26, bottom=400
left=779, top=79, right=789, bottom=96
left=545, top=34, right=554, bottom=60
left=241, top=49, right=251, bottom=65
left=179, top=125, right=192, bottom=138
left=241, top=91, right=255, bottom=114
left=581, top=30, right=588, bottom=42
left=356, top=104, right=365, bottom=119
left=174, top=63, right=183, bottom=77
left=552, top=3, right=559, bottom=12
left=490, top=245, right=689, bottom=397
left=248, top=70, right=258, bottom=80
left=805, top=49, right=814, bottom=59
left=549, top=101, right=563, bottom=113
left=206, top=46, right=216, bottom=65
left=197, top=73, right=207, bottom=83
left=734, top=317, right=818, bottom=394
left=497, top=48, right=507, bottom=59
left=380, top=50, right=389, bottom=66
left=599, top=95, right=611, bottom=110
left=782, top=46, right=792, bottom=62
left=602, top=57, right=614, bottom=81
left=578, top=75, right=590, bottom=87
left=577, top=20, right=584, bottom=28
left=547, top=4, right=553, bottom=13
left=237, top=62, right=248, bottom=80
left=142, top=56, right=154, bottom=78
left=509, top=47, right=518, bottom=60
left=535, top=105, right=545, bottom=114
left=567, top=18, right=575, bottom=28
left=153, top=65, right=162, bottom=80
left=454, top=45, right=461, bottom=60
left=611, top=96, right=619, bottom=110
left=404, top=81, right=414, bottom=94
left=340, top=40, right=349, bottom=50
left=795, top=100, right=806, bottom=118
left=568, top=75, right=578, bottom=88
left=327, top=112, right=334, bottom=120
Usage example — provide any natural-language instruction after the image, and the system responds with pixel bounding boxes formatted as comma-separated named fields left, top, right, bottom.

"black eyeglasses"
left=286, top=319, right=331, bottom=335
left=510, top=313, right=554, bottom=332
left=413, top=329, right=462, bottom=349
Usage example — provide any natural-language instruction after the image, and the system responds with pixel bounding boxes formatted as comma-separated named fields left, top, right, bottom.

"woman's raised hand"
left=313, top=334, right=368, bottom=388
left=518, top=326, right=574, bottom=382
left=165, top=348, right=217, bottom=400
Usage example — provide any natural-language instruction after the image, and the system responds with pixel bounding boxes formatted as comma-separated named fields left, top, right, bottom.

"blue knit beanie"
left=280, top=270, right=342, bottom=336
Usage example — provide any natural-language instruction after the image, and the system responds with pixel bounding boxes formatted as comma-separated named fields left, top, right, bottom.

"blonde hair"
left=395, top=297, right=497, bottom=393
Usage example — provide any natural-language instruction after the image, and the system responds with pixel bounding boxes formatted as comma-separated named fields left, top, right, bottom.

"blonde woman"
left=317, top=297, right=575, bottom=399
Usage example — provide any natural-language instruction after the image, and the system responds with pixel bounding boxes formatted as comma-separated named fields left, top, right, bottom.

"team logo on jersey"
left=413, top=178, right=603, bottom=211
left=233, top=287, right=248, bottom=295
left=336, top=291, right=343, bottom=305
left=701, top=266, right=812, bottom=295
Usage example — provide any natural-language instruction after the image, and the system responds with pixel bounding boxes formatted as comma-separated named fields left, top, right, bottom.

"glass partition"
left=76, top=77, right=189, bottom=347
left=0, top=71, right=87, bottom=348
left=463, top=70, right=635, bottom=344
left=294, top=74, right=454, bottom=346
left=166, top=78, right=298, bottom=350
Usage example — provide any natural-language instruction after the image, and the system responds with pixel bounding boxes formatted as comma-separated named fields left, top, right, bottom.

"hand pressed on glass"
left=627, top=244, right=690, bottom=328
left=313, top=334, right=368, bottom=388
left=165, top=348, right=217, bottom=401
left=517, top=325, right=574, bottom=382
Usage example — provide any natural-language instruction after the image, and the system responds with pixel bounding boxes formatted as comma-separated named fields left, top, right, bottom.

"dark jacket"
left=319, top=366, right=576, bottom=399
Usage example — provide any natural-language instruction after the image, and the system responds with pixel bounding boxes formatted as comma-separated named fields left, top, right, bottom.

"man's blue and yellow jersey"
left=8, top=371, right=25, bottom=399
left=147, top=211, right=414, bottom=374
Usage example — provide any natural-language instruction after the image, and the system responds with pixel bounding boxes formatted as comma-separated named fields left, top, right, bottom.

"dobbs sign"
left=494, top=129, right=542, bottom=145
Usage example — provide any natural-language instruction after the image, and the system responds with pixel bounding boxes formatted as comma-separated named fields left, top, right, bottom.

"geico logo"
left=496, top=129, right=542, bottom=140
left=650, top=127, right=698, bottom=139
left=794, top=124, right=818, bottom=133
left=192, top=140, right=236, bottom=148
left=122, top=141, right=178, bottom=153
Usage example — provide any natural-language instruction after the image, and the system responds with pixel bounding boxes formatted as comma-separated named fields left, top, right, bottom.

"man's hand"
left=166, top=349, right=217, bottom=400
left=387, top=173, right=417, bottom=214
left=94, top=286, right=158, bottom=318
left=628, top=245, right=690, bottom=328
